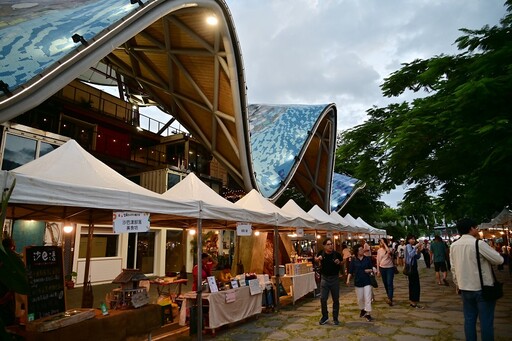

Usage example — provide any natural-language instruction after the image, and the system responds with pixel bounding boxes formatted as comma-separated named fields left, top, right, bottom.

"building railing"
left=59, top=81, right=186, bottom=137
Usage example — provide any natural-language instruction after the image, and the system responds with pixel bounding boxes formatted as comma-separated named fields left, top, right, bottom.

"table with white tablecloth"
left=179, top=285, right=262, bottom=333
left=278, top=272, right=317, bottom=304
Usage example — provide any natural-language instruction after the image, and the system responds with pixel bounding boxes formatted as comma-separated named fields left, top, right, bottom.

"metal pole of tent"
left=196, top=216, right=203, bottom=339
left=81, top=211, right=94, bottom=308
left=273, top=224, right=280, bottom=311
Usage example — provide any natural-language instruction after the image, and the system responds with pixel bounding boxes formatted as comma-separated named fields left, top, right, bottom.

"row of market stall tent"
left=1, top=139, right=381, bottom=235
left=0, top=139, right=384, bottom=336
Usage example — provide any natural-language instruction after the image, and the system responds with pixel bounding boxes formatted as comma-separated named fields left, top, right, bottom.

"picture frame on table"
left=207, top=276, right=218, bottom=293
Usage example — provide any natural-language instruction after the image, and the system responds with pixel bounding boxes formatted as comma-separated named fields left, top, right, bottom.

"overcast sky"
left=225, top=0, right=506, bottom=207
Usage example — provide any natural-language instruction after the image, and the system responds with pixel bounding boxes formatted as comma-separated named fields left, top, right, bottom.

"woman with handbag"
left=376, top=237, right=395, bottom=306
left=405, top=234, right=423, bottom=308
left=346, top=244, right=374, bottom=322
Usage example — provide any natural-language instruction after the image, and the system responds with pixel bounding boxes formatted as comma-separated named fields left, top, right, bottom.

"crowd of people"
left=314, top=221, right=506, bottom=341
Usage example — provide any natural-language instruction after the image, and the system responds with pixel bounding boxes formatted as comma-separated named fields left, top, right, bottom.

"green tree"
left=337, top=1, right=512, bottom=222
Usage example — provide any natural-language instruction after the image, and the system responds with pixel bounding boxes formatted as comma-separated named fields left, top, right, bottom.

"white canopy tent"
left=491, top=208, right=512, bottom=228
left=281, top=199, right=337, bottom=231
left=280, top=199, right=316, bottom=227
left=343, top=213, right=369, bottom=232
left=0, top=139, right=206, bottom=308
left=161, top=172, right=274, bottom=225
left=1, top=140, right=198, bottom=222
left=357, top=217, right=387, bottom=236
left=330, top=211, right=363, bottom=233
left=307, top=205, right=344, bottom=232
left=234, top=189, right=305, bottom=228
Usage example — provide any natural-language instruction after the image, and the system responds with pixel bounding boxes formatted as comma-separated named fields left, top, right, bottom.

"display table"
left=279, top=272, right=317, bottom=304
left=8, top=304, right=161, bottom=341
left=179, top=286, right=262, bottom=333
left=150, top=278, right=188, bottom=297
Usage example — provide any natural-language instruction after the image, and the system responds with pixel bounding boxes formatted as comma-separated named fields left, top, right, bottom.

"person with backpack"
left=315, top=238, right=342, bottom=325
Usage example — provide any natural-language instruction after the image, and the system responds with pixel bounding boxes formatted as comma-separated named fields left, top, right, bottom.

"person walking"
left=361, top=239, right=371, bottom=257
left=450, top=218, right=503, bottom=341
left=341, top=243, right=352, bottom=278
left=422, top=239, right=431, bottom=268
left=397, top=240, right=406, bottom=267
left=315, top=238, right=342, bottom=325
left=430, top=235, right=449, bottom=286
left=405, top=234, right=423, bottom=308
left=347, top=243, right=374, bottom=321
left=376, top=237, right=395, bottom=306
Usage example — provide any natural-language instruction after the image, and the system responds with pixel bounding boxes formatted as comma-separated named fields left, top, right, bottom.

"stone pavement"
left=169, top=261, right=512, bottom=341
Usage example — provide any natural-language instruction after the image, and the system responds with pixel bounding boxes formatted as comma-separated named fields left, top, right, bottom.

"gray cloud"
left=227, top=0, right=505, bottom=131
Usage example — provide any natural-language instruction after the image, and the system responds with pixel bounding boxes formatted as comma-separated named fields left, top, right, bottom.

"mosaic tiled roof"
left=0, top=0, right=353, bottom=211
left=330, top=172, right=365, bottom=212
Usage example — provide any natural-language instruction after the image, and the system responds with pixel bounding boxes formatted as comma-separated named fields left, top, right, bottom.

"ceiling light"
left=206, top=14, right=218, bottom=25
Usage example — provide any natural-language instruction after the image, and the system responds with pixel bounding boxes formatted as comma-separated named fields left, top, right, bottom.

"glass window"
left=167, top=173, right=182, bottom=190
left=165, top=229, right=184, bottom=274
left=136, top=232, right=155, bottom=274
left=2, top=134, right=37, bottom=170
left=78, top=234, right=118, bottom=258
left=39, top=142, right=59, bottom=157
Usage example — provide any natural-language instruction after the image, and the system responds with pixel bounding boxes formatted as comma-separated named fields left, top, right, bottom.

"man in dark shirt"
left=315, top=238, right=342, bottom=325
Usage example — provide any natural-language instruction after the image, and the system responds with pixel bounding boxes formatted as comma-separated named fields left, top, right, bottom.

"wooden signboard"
left=24, top=246, right=66, bottom=322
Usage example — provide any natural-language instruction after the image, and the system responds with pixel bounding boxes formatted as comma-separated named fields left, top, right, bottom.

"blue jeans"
left=461, top=290, right=496, bottom=341
left=320, top=275, right=340, bottom=321
left=379, top=267, right=394, bottom=300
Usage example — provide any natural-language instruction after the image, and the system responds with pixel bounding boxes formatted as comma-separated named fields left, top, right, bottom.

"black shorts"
left=434, top=261, right=447, bottom=272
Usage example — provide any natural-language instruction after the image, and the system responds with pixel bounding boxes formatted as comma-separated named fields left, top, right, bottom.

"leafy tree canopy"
left=336, top=1, right=512, bottom=223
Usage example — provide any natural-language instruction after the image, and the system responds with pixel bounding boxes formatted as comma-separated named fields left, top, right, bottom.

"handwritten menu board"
left=24, top=246, right=66, bottom=321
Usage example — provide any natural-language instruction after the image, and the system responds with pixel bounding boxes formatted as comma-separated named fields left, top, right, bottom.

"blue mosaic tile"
left=0, top=0, right=137, bottom=92
left=330, top=172, right=362, bottom=212
left=248, top=104, right=329, bottom=198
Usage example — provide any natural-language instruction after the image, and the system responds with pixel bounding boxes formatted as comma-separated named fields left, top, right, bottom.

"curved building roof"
left=0, top=0, right=354, bottom=212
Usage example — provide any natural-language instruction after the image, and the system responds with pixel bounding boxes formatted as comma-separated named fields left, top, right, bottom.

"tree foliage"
left=337, top=1, right=512, bottom=222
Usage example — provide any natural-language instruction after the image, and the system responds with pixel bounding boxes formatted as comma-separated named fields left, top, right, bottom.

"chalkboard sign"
left=24, top=246, right=66, bottom=321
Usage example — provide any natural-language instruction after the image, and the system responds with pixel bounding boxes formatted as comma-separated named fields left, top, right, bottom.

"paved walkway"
left=169, top=262, right=512, bottom=341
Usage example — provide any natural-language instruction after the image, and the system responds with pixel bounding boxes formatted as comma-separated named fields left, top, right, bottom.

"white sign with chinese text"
left=113, top=212, right=150, bottom=234
left=236, top=222, right=252, bottom=236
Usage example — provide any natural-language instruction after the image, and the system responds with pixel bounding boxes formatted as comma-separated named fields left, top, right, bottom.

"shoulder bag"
left=402, top=263, right=410, bottom=276
left=369, top=272, right=378, bottom=288
left=475, top=239, right=503, bottom=301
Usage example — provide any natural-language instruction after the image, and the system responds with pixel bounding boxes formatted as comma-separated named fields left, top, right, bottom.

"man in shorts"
left=430, top=235, right=449, bottom=285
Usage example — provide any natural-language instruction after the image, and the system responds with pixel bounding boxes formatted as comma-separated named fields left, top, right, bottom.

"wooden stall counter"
left=8, top=304, right=161, bottom=341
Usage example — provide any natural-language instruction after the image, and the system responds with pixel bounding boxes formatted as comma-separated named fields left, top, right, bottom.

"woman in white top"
left=376, top=237, right=395, bottom=306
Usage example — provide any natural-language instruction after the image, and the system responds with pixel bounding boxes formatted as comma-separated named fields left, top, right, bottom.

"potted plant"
left=65, top=271, right=77, bottom=289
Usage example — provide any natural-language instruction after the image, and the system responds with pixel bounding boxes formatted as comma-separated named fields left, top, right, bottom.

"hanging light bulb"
left=63, top=221, right=74, bottom=234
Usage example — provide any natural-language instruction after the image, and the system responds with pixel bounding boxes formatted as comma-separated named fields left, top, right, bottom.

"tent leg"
left=273, top=225, right=280, bottom=312
left=81, top=213, right=94, bottom=308
left=196, top=218, right=203, bottom=340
